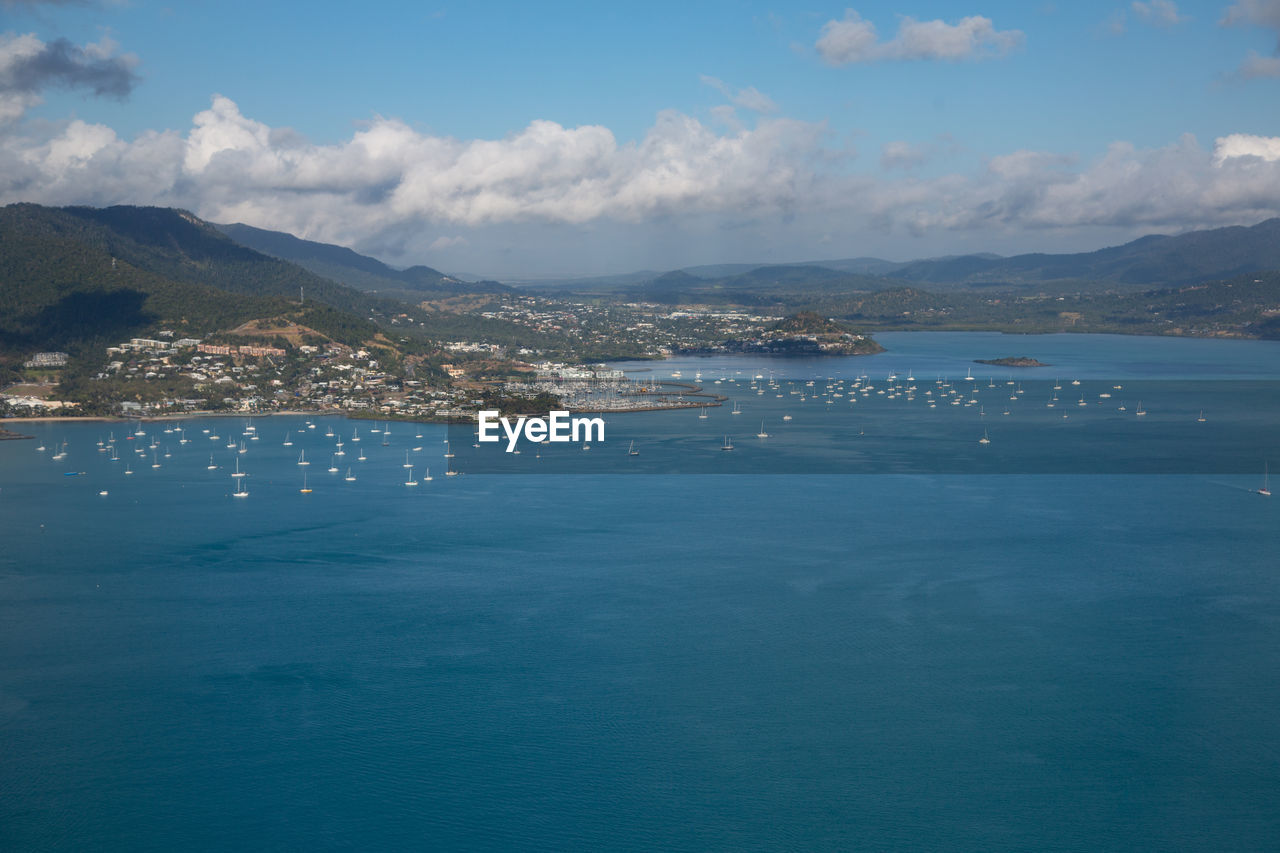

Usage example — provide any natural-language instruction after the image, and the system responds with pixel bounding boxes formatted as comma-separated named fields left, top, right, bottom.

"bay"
left=2, top=333, right=1279, bottom=851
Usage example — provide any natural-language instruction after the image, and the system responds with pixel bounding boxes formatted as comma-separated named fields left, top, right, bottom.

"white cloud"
left=1236, top=50, right=1280, bottom=76
left=699, top=75, right=778, bottom=113
left=1214, top=133, right=1280, bottom=163
left=2, top=95, right=1280, bottom=273
left=880, top=140, right=930, bottom=170
left=1131, top=0, right=1186, bottom=27
left=1220, top=0, right=1280, bottom=29
left=0, top=95, right=833, bottom=242
left=1220, top=1, right=1280, bottom=78
left=816, top=10, right=1023, bottom=65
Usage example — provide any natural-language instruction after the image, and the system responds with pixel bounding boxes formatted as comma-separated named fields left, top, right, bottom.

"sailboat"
left=1135, top=401, right=1147, bottom=416
left=300, top=472, right=312, bottom=494
left=731, top=401, right=741, bottom=415
left=423, top=467, right=433, bottom=481
left=1259, top=463, right=1272, bottom=497
left=403, top=450, right=413, bottom=468
left=231, top=457, right=246, bottom=478
left=298, top=449, right=309, bottom=466
left=628, top=440, right=639, bottom=456
left=979, top=428, right=991, bottom=445
left=756, top=421, right=769, bottom=439
left=444, top=441, right=454, bottom=459
left=721, top=435, right=734, bottom=451
left=404, top=467, right=418, bottom=486
left=1197, top=410, right=1206, bottom=423
left=344, top=467, right=356, bottom=482
left=698, top=407, right=708, bottom=419
left=208, top=454, right=217, bottom=470
left=233, top=478, right=249, bottom=498
left=328, top=455, right=339, bottom=473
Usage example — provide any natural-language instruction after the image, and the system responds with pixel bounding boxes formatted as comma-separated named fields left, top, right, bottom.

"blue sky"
left=3, top=0, right=1280, bottom=277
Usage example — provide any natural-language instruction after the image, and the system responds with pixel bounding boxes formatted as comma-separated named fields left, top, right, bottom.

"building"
left=23, top=352, right=69, bottom=368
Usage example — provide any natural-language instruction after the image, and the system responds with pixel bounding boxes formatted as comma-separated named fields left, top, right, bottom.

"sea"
left=3, top=332, right=1279, bottom=851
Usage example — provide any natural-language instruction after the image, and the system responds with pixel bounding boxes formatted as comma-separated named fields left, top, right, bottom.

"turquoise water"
left=3, top=334, right=1280, bottom=851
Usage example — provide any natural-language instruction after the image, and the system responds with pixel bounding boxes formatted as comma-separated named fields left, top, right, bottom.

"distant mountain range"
left=216, top=222, right=509, bottom=297
left=526, top=218, right=1280, bottom=298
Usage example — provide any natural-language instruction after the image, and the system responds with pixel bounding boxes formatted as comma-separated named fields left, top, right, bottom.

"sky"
left=2, top=0, right=1280, bottom=279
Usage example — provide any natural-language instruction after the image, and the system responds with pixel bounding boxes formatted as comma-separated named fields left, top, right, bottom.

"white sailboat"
left=1259, top=462, right=1272, bottom=497
left=979, top=428, right=991, bottom=445
left=233, top=478, right=249, bottom=498
left=756, top=421, right=769, bottom=439
left=344, top=467, right=356, bottom=482
left=721, top=435, right=734, bottom=451
left=628, top=440, right=639, bottom=456
left=405, top=466, right=419, bottom=486
left=231, top=457, right=245, bottom=478
left=298, top=449, right=309, bottom=466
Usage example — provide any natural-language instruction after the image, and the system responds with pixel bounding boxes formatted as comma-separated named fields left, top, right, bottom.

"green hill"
left=0, top=204, right=394, bottom=369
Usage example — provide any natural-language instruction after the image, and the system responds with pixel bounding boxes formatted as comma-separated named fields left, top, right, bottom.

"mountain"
left=0, top=204, right=395, bottom=359
left=890, top=219, right=1280, bottom=289
left=216, top=222, right=510, bottom=296
left=530, top=218, right=1280, bottom=299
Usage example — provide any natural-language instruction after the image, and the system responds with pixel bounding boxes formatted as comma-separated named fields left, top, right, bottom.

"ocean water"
left=3, top=333, right=1280, bottom=851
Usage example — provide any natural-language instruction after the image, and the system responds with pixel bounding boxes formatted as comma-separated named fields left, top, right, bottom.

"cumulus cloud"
left=0, top=94, right=834, bottom=243
left=0, top=32, right=138, bottom=122
left=1214, top=132, right=1280, bottom=162
left=2, top=94, right=1279, bottom=271
left=699, top=75, right=778, bottom=113
left=816, top=10, right=1023, bottom=65
left=1131, top=0, right=1186, bottom=27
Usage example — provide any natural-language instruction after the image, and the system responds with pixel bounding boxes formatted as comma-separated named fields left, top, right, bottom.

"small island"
left=974, top=356, right=1050, bottom=368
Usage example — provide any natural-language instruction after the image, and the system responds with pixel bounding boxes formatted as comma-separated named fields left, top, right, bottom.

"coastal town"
left=0, top=298, right=875, bottom=422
